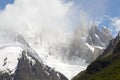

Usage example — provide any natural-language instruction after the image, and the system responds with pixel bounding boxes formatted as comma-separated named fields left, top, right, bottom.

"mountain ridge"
left=72, top=31, right=120, bottom=80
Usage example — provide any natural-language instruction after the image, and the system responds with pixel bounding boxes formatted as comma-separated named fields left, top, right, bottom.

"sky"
left=0, top=0, right=14, bottom=9
left=0, top=0, right=120, bottom=36
left=65, top=0, right=120, bottom=36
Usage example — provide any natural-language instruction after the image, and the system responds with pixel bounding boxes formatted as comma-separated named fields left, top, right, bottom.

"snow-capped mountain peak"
left=0, top=34, right=68, bottom=80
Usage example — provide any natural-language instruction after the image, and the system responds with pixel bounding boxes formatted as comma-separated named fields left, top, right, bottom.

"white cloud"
left=2, top=0, right=71, bottom=29
left=0, top=0, right=74, bottom=43
left=0, top=0, right=110, bottom=35
left=111, top=17, right=120, bottom=32
left=0, top=0, right=112, bottom=42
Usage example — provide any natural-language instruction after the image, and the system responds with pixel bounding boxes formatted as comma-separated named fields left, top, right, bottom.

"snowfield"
left=0, top=43, right=87, bottom=80
left=43, top=55, right=87, bottom=79
left=33, top=47, right=88, bottom=80
left=0, top=45, right=23, bottom=74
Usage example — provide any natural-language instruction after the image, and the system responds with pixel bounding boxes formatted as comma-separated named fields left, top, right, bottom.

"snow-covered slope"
left=0, top=42, right=41, bottom=74
left=0, top=45, right=23, bottom=73
left=0, top=32, right=86, bottom=80
left=33, top=47, right=88, bottom=79
left=0, top=34, right=68, bottom=80
left=0, top=28, right=87, bottom=80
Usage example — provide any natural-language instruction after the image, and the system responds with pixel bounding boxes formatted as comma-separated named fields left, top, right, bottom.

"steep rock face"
left=87, top=25, right=112, bottom=47
left=88, top=25, right=101, bottom=46
left=67, top=25, right=112, bottom=63
left=0, top=73, right=12, bottom=80
left=0, top=51, right=68, bottom=80
left=14, top=51, right=67, bottom=80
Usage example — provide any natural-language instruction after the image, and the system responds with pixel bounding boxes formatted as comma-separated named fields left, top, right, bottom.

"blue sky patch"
left=0, top=0, right=14, bottom=10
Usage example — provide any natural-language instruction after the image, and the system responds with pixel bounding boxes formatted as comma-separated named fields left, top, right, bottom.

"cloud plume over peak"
left=0, top=0, right=74, bottom=37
